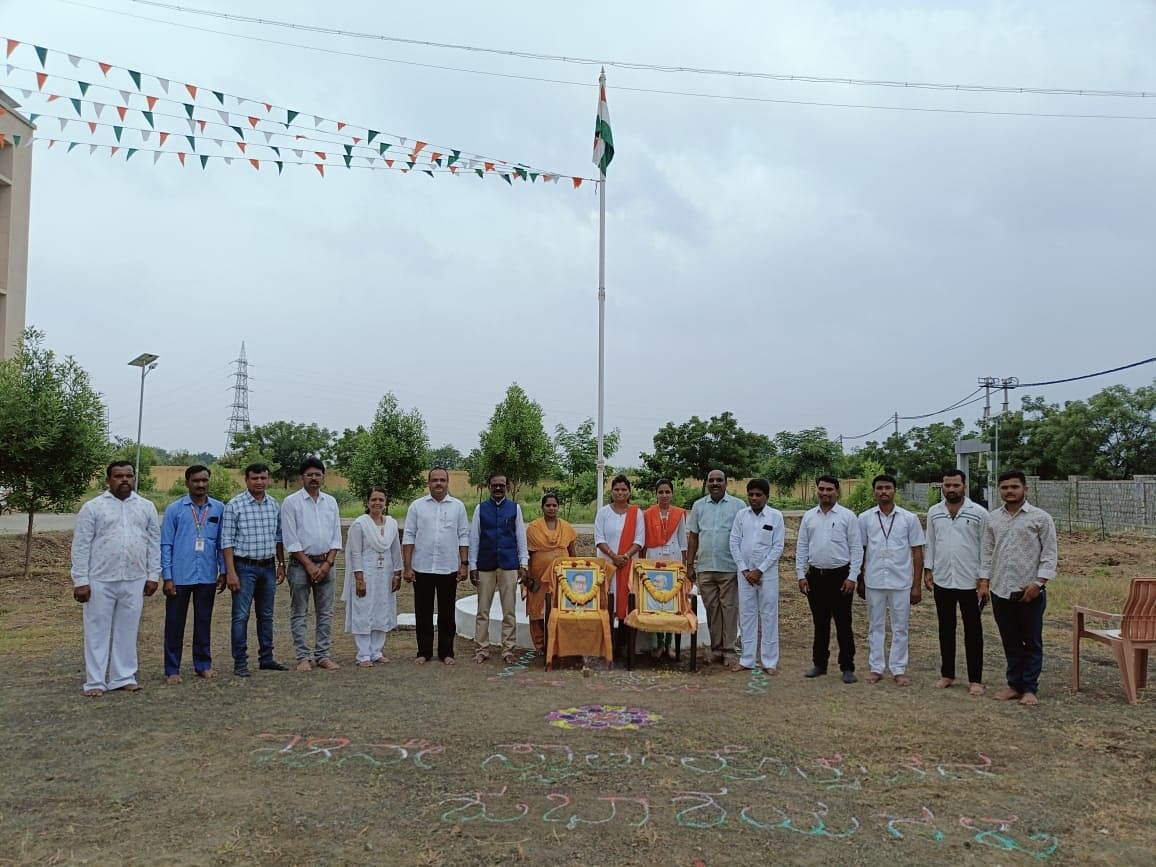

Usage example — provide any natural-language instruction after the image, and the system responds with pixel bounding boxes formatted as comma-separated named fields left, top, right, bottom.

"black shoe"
left=233, top=667, right=251, bottom=678
left=804, top=666, right=827, bottom=678
left=259, top=660, right=289, bottom=671
left=842, top=671, right=858, bottom=684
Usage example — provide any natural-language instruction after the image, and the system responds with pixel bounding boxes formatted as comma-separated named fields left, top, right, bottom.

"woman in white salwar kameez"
left=343, top=488, right=402, bottom=667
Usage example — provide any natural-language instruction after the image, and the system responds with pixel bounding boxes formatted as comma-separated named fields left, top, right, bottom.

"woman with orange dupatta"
left=594, top=474, right=645, bottom=655
left=642, top=478, right=688, bottom=660
left=525, top=492, right=578, bottom=653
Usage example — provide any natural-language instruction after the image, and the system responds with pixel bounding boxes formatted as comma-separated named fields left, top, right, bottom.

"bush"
left=207, top=464, right=240, bottom=502
left=844, top=460, right=884, bottom=514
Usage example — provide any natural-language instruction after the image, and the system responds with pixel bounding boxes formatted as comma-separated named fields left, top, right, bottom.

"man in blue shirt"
left=161, top=465, right=226, bottom=683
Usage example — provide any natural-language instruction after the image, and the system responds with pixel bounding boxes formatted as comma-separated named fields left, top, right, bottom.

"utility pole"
left=893, top=411, right=899, bottom=438
left=225, top=342, right=252, bottom=455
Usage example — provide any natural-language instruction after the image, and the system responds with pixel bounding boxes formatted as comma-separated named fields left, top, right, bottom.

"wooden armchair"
left=623, top=559, right=698, bottom=672
left=543, top=558, right=613, bottom=671
left=1072, top=577, right=1156, bottom=704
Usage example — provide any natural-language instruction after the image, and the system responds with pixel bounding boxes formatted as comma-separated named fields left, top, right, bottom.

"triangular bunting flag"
left=186, top=135, right=196, bottom=151
left=529, top=172, right=538, bottom=182
left=378, top=143, right=390, bottom=155
left=406, top=161, right=415, bottom=170
left=423, top=170, right=433, bottom=178
left=411, top=141, right=427, bottom=159
left=142, top=111, right=154, bottom=128
left=141, top=130, right=151, bottom=142
left=484, top=162, right=494, bottom=172
left=34, top=45, right=47, bottom=67
left=146, top=95, right=157, bottom=110
left=313, top=115, right=322, bottom=126
left=87, top=121, right=97, bottom=133
left=292, top=148, right=302, bottom=158
left=68, top=54, right=81, bottom=67
left=186, top=118, right=196, bottom=134
left=177, top=152, right=186, bottom=166
left=98, top=61, right=111, bottom=76
left=275, top=160, right=283, bottom=174
left=343, top=144, right=352, bottom=156
left=20, top=90, right=31, bottom=100
left=128, top=70, right=142, bottom=90
left=514, top=167, right=527, bottom=180
left=353, top=136, right=361, bottom=145
left=92, top=102, right=104, bottom=118
left=314, top=163, right=324, bottom=177
left=197, top=119, right=206, bottom=132
left=217, top=109, right=229, bottom=124
left=201, top=154, right=209, bottom=169
left=231, top=125, right=244, bottom=139
left=58, top=117, right=68, bottom=131
left=157, top=77, right=169, bottom=93
left=159, top=131, right=169, bottom=146
left=89, top=143, right=97, bottom=154
left=270, top=145, right=279, bottom=156
left=184, top=103, right=194, bottom=118
left=109, top=146, right=119, bottom=156
left=449, top=166, right=457, bottom=175
left=385, top=159, right=394, bottom=168
left=223, top=156, right=232, bottom=165
left=26, top=113, right=36, bottom=123
left=116, top=106, right=127, bottom=121
left=212, top=138, right=222, bottom=148
left=46, top=94, right=59, bottom=103
left=236, top=141, right=246, bottom=153
left=572, top=177, right=582, bottom=189
left=336, top=121, right=346, bottom=131
left=70, top=98, right=82, bottom=116
left=119, top=89, right=131, bottom=105
left=366, top=156, right=375, bottom=166
left=343, top=154, right=352, bottom=168
left=5, top=39, right=18, bottom=59
left=78, top=81, right=90, bottom=96
left=430, top=152, right=442, bottom=165
left=285, top=109, right=298, bottom=127
left=502, top=174, right=512, bottom=185
left=126, top=148, right=137, bottom=160
left=367, top=129, right=379, bottom=144
left=314, top=151, right=326, bottom=160
left=153, top=150, right=163, bottom=164
left=475, top=168, right=483, bottom=178
left=448, top=150, right=460, bottom=166
left=46, top=139, right=55, bottom=149
left=213, top=90, right=224, bottom=104
left=112, top=126, right=123, bottom=141
left=262, top=131, right=272, bottom=143
left=542, top=174, right=551, bottom=183
left=247, top=115, right=258, bottom=128
left=185, top=83, right=197, bottom=99
left=68, top=141, right=79, bottom=152
left=35, top=72, right=47, bottom=90
left=263, top=102, right=271, bottom=113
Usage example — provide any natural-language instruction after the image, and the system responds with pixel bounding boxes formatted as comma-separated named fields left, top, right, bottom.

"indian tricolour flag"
left=592, top=76, right=614, bottom=175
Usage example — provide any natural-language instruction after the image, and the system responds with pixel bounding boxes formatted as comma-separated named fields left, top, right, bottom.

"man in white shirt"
left=923, top=468, right=988, bottom=696
left=858, top=473, right=925, bottom=685
left=281, top=457, right=343, bottom=672
left=728, top=479, right=785, bottom=675
left=403, top=467, right=470, bottom=665
left=795, top=475, right=863, bottom=684
left=70, top=461, right=161, bottom=696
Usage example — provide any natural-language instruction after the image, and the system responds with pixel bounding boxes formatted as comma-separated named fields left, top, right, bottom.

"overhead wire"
left=1014, top=355, right=1156, bottom=389
left=125, top=0, right=1155, bottom=99
left=53, top=1, right=1156, bottom=122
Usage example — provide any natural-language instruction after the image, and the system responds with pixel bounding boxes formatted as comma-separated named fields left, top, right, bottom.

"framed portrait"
left=560, top=568, right=599, bottom=611
left=633, top=560, right=685, bottom=615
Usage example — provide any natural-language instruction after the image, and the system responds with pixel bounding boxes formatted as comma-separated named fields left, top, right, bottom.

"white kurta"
left=343, top=515, right=402, bottom=635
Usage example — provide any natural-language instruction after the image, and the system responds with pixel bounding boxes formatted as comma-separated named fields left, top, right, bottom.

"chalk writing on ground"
left=251, top=734, right=443, bottom=769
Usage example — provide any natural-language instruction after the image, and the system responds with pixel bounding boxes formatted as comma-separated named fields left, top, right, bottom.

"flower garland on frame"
left=642, top=570, right=681, bottom=604
left=560, top=571, right=602, bottom=606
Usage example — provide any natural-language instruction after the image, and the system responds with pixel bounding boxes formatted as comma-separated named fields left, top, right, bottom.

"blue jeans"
left=164, top=583, right=216, bottom=675
left=991, top=589, right=1046, bottom=694
left=231, top=563, right=277, bottom=668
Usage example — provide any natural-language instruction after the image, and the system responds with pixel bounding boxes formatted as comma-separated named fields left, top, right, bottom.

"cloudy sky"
left=4, top=0, right=1154, bottom=467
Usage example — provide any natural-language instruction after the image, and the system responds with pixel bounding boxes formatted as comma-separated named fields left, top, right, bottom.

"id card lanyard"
left=877, top=510, right=896, bottom=560
left=190, top=502, right=209, bottom=553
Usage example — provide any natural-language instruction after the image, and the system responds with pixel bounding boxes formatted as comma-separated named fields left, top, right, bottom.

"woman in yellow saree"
left=525, top=492, right=578, bottom=653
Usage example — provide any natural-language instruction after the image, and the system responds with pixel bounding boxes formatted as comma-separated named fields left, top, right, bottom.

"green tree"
left=847, top=433, right=909, bottom=482
left=762, top=427, right=843, bottom=492
left=476, top=383, right=554, bottom=497
left=844, top=458, right=885, bottom=514
left=109, top=437, right=158, bottom=492
left=229, top=421, right=335, bottom=487
left=553, top=418, right=621, bottom=512
left=429, top=444, right=464, bottom=470
left=332, top=426, right=368, bottom=470
left=462, top=448, right=487, bottom=492
left=904, top=419, right=967, bottom=482
left=347, top=393, right=429, bottom=509
left=0, top=329, right=109, bottom=577
left=640, top=412, right=770, bottom=493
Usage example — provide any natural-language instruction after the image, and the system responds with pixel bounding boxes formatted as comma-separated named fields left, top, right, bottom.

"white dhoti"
left=82, top=578, right=146, bottom=692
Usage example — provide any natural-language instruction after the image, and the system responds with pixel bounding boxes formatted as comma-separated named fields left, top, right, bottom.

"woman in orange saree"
left=525, top=492, right=578, bottom=653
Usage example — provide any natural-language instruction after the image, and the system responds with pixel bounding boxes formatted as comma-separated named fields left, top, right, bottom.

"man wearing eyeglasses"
left=468, top=472, right=529, bottom=665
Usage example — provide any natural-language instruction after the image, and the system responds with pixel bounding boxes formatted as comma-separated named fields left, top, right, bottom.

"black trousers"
left=932, top=583, right=984, bottom=683
left=805, top=566, right=855, bottom=672
left=414, top=571, right=458, bottom=660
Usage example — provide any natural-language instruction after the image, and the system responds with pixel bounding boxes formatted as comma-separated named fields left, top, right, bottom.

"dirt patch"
left=0, top=531, right=1154, bottom=865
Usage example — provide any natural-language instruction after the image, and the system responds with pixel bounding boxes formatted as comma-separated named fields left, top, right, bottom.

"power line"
left=126, top=0, right=1156, bottom=100
left=1015, top=355, right=1156, bottom=389
left=899, top=387, right=984, bottom=421
left=55, top=1, right=1156, bottom=123
left=840, top=416, right=895, bottom=442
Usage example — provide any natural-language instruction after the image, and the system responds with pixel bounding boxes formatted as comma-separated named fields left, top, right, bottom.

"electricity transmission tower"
left=224, top=342, right=251, bottom=454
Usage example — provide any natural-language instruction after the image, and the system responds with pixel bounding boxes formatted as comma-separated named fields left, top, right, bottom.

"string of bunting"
left=0, top=36, right=595, bottom=187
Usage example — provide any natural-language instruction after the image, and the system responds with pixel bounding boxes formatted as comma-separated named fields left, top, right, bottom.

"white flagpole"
left=596, top=69, right=607, bottom=509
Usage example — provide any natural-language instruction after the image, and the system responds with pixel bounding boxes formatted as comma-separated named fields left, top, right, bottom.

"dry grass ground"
left=0, top=528, right=1153, bottom=866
